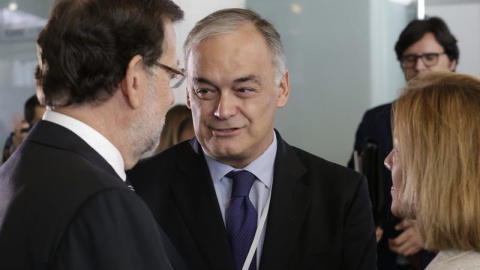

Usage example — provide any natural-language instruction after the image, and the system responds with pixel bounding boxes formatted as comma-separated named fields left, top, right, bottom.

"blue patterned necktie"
left=226, top=170, right=257, bottom=270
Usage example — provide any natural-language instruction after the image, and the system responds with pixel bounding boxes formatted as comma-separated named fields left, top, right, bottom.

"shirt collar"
left=43, top=109, right=126, bottom=181
left=203, top=132, right=277, bottom=189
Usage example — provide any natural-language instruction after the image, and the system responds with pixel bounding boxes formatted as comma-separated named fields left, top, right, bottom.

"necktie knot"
left=227, top=170, right=256, bottom=197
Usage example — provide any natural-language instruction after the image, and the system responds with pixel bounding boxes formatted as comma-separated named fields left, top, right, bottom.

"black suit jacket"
left=128, top=131, right=377, bottom=269
left=347, top=103, right=397, bottom=269
left=0, top=120, right=186, bottom=270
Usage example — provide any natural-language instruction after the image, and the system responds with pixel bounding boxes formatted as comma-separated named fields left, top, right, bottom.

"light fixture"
left=8, top=2, right=18, bottom=11
left=388, top=0, right=415, bottom=5
left=291, top=4, right=303, bottom=14
left=417, top=0, right=425, bottom=19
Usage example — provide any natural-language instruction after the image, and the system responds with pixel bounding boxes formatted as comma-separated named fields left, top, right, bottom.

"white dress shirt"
left=43, top=109, right=126, bottom=181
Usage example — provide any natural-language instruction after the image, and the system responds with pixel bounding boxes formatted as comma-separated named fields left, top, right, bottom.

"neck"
left=53, top=95, right=137, bottom=169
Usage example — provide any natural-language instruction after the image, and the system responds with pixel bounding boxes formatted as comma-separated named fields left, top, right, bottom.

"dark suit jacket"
left=347, top=103, right=398, bottom=269
left=128, top=131, right=377, bottom=269
left=0, top=120, right=186, bottom=270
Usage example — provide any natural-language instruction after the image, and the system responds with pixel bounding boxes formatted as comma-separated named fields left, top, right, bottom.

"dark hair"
left=24, top=95, right=42, bottom=125
left=35, top=0, right=183, bottom=107
left=395, top=17, right=459, bottom=64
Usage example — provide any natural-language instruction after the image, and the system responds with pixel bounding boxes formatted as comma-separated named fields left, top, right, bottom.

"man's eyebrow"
left=192, top=77, right=216, bottom=86
left=233, top=75, right=261, bottom=84
left=192, top=75, right=261, bottom=86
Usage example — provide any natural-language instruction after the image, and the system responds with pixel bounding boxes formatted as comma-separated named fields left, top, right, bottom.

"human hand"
left=376, top=226, right=384, bottom=243
left=12, top=120, right=31, bottom=150
left=388, top=219, right=425, bottom=256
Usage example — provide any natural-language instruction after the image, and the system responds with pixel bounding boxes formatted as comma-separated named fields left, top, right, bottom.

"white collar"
left=43, top=109, right=126, bottom=181
left=204, top=131, right=277, bottom=188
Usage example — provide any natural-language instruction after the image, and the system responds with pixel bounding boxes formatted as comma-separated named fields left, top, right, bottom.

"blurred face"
left=402, top=32, right=456, bottom=81
left=32, top=105, right=46, bottom=124
left=384, top=139, right=402, bottom=217
left=186, top=23, right=289, bottom=168
left=178, top=122, right=194, bottom=142
left=136, top=19, right=176, bottom=156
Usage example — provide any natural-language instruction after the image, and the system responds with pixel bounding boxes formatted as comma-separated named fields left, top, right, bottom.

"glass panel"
left=0, top=1, right=52, bottom=157
left=246, top=0, right=416, bottom=164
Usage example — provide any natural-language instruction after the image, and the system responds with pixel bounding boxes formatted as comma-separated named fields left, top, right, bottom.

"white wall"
left=172, top=0, right=246, bottom=104
left=426, top=2, right=480, bottom=77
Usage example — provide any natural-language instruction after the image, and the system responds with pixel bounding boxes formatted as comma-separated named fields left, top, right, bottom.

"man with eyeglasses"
left=348, top=17, right=459, bottom=270
left=0, top=0, right=187, bottom=269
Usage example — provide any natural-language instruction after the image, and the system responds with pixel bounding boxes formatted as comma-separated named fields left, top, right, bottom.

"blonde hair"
left=393, top=71, right=480, bottom=251
left=155, top=105, right=193, bottom=153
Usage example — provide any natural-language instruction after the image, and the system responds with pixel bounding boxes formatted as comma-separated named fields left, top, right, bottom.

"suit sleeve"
left=52, top=189, right=174, bottom=270
left=347, top=113, right=368, bottom=169
left=342, top=175, right=377, bottom=270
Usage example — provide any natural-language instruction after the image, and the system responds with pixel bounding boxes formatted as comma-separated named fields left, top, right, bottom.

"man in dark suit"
left=128, top=8, right=376, bottom=270
left=0, top=0, right=187, bottom=269
left=348, top=17, right=459, bottom=269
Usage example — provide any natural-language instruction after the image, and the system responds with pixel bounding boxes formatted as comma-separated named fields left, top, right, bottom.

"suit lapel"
left=260, top=132, right=311, bottom=269
left=169, top=139, right=234, bottom=269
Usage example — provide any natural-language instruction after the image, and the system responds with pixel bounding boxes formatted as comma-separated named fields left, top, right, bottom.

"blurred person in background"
left=2, top=94, right=45, bottom=163
left=348, top=17, right=458, bottom=270
left=154, top=104, right=194, bottom=154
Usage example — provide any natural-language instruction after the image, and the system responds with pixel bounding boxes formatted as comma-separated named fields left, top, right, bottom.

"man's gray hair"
left=184, top=8, right=287, bottom=85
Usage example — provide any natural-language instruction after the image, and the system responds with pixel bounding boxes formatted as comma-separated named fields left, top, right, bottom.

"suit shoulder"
left=132, top=141, right=188, bottom=170
left=128, top=141, right=192, bottom=184
left=290, top=146, right=363, bottom=181
left=363, top=102, right=392, bottom=120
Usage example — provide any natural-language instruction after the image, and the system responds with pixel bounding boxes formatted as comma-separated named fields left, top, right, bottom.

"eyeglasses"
left=400, top=52, right=446, bottom=68
left=153, top=62, right=186, bottom=88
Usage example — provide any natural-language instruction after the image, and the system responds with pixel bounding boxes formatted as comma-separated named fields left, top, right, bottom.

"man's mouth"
left=212, top=127, right=241, bottom=136
left=216, top=128, right=238, bottom=132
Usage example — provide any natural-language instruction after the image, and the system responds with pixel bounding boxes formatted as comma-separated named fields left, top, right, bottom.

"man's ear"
left=120, top=55, right=146, bottom=109
left=449, top=59, right=457, bottom=72
left=276, top=71, right=290, bottom=108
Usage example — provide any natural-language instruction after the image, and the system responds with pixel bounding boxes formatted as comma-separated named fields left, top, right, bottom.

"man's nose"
left=414, top=56, right=427, bottom=71
left=214, top=92, right=237, bottom=120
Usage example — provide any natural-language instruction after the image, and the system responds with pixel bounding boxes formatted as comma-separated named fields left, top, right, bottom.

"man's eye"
left=196, top=88, right=211, bottom=94
left=424, top=54, right=437, bottom=61
left=194, top=88, right=217, bottom=100
left=236, top=87, right=256, bottom=97
left=238, top=88, right=253, bottom=93
left=404, top=56, right=416, bottom=62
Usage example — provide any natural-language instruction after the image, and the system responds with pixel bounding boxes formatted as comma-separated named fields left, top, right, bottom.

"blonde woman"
left=384, top=72, right=480, bottom=269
